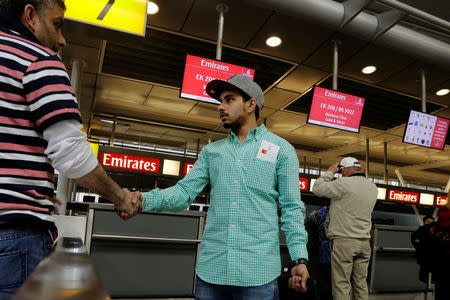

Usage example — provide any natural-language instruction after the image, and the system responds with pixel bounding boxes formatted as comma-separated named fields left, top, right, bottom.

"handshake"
left=113, top=188, right=144, bottom=220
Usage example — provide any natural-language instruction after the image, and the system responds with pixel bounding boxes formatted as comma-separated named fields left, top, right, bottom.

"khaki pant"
left=331, top=238, right=371, bottom=300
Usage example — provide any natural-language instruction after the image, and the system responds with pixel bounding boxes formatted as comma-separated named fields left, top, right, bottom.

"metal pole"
left=383, top=142, right=388, bottom=184
left=365, top=138, right=369, bottom=178
left=56, top=58, right=84, bottom=215
left=196, top=139, right=200, bottom=159
left=110, top=116, right=117, bottom=147
left=376, top=0, right=450, bottom=32
left=303, top=156, right=307, bottom=174
left=421, top=69, right=426, bottom=113
left=318, top=159, right=322, bottom=175
left=332, top=40, right=339, bottom=90
left=216, top=3, right=228, bottom=60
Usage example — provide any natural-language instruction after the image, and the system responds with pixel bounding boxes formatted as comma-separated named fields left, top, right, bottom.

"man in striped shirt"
left=141, top=75, right=309, bottom=299
left=0, top=1, right=142, bottom=298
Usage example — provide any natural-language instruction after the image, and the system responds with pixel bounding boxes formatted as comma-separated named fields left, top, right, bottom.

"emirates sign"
left=436, top=195, right=448, bottom=206
left=183, top=163, right=195, bottom=177
left=99, top=152, right=160, bottom=173
left=387, top=189, right=419, bottom=203
left=299, top=177, right=309, bottom=191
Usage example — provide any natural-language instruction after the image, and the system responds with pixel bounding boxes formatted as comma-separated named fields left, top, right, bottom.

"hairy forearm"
left=73, top=163, right=125, bottom=205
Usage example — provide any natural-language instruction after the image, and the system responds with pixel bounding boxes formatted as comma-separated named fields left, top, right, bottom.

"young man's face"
left=217, top=90, right=248, bottom=129
left=424, top=218, right=433, bottom=225
left=31, top=4, right=66, bottom=52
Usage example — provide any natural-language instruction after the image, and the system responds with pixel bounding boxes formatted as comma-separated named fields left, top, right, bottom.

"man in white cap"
left=142, top=75, right=309, bottom=299
left=312, top=157, right=377, bottom=300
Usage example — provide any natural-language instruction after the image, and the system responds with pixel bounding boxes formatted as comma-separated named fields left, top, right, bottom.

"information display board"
left=403, top=110, right=449, bottom=150
left=307, top=86, right=365, bottom=133
left=180, top=55, right=255, bottom=104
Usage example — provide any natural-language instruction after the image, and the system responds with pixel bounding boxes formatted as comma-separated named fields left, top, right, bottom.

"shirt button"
left=232, top=202, right=237, bottom=206
left=234, top=180, right=237, bottom=184
left=230, top=247, right=233, bottom=251
left=237, top=159, right=241, bottom=163
left=231, top=224, right=235, bottom=228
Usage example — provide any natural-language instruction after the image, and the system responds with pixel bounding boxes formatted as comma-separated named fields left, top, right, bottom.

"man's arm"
left=74, top=163, right=142, bottom=217
left=43, top=120, right=142, bottom=217
left=276, top=144, right=309, bottom=292
left=143, top=148, right=210, bottom=212
left=311, top=163, right=343, bottom=199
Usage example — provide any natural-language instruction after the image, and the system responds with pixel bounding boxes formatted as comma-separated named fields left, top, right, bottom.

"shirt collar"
left=0, top=11, right=41, bottom=44
left=228, top=124, right=267, bottom=142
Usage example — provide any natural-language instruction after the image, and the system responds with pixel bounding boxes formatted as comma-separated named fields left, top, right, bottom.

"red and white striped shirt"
left=0, top=14, right=82, bottom=224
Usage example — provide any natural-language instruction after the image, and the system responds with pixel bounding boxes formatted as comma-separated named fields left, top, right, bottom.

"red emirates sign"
left=387, top=189, right=419, bottom=203
left=436, top=195, right=448, bottom=206
left=183, top=162, right=195, bottom=177
left=299, top=177, right=309, bottom=191
left=99, top=152, right=160, bottom=173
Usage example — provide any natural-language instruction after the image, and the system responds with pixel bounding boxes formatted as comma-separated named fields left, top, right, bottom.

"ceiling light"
left=436, top=88, right=449, bottom=96
left=100, top=119, right=114, bottom=124
left=147, top=1, right=159, bottom=15
left=362, top=66, right=376, bottom=74
left=266, top=36, right=282, bottom=47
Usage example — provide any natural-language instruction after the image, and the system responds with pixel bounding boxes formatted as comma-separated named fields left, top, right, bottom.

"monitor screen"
left=307, top=86, right=365, bottom=133
left=403, top=110, right=449, bottom=150
left=180, top=54, right=255, bottom=104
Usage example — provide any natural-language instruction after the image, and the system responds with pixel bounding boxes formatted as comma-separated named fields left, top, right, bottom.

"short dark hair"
left=423, top=215, right=434, bottom=222
left=0, top=0, right=66, bottom=20
left=241, top=92, right=260, bottom=120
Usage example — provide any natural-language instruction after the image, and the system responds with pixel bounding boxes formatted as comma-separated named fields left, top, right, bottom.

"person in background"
left=308, top=202, right=332, bottom=300
left=0, top=1, right=142, bottom=299
left=433, top=191, right=450, bottom=300
left=312, top=157, right=377, bottom=300
left=138, top=75, right=309, bottom=299
left=411, top=215, right=435, bottom=283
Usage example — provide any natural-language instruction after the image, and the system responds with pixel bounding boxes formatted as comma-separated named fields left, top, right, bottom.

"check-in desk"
left=84, top=204, right=205, bottom=298
left=369, top=224, right=429, bottom=294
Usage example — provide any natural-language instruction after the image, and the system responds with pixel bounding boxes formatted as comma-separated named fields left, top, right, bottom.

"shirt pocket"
left=244, top=158, right=277, bottom=190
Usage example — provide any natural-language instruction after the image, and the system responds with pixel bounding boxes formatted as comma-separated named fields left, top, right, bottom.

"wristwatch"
left=290, top=258, right=309, bottom=268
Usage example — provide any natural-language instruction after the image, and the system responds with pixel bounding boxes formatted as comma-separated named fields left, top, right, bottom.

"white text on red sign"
left=387, top=190, right=419, bottom=203
left=100, top=152, right=159, bottom=173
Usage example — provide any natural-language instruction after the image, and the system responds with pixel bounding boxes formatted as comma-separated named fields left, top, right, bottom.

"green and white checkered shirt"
left=143, top=124, right=308, bottom=286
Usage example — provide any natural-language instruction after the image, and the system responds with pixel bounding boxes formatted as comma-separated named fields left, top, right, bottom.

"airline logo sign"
left=387, top=189, right=419, bottom=204
left=100, top=152, right=160, bottom=173
left=299, top=177, right=309, bottom=191
left=436, top=195, right=448, bottom=206
left=183, top=163, right=195, bottom=177
left=65, top=0, right=148, bottom=36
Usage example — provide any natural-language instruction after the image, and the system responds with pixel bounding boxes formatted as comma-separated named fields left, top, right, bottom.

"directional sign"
left=64, top=0, right=148, bottom=36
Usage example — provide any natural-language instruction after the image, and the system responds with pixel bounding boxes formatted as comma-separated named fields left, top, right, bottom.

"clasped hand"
left=114, top=188, right=143, bottom=220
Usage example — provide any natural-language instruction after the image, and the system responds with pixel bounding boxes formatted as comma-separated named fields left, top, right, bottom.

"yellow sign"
left=88, top=139, right=100, bottom=158
left=65, top=0, right=148, bottom=36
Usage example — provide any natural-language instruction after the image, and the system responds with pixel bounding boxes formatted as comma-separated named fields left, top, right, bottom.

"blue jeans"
left=0, top=225, right=53, bottom=300
left=195, top=275, right=279, bottom=300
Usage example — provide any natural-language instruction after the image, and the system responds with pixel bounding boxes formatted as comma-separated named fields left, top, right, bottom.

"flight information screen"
left=307, top=86, right=365, bottom=133
left=403, top=110, right=449, bottom=150
left=180, top=55, right=255, bottom=104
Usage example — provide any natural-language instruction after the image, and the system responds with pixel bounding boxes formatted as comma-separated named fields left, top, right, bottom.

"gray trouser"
left=331, top=238, right=371, bottom=300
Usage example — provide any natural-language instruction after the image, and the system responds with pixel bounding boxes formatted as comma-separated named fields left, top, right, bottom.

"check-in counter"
left=369, top=224, right=429, bottom=294
left=84, top=204, right=205, bottom=298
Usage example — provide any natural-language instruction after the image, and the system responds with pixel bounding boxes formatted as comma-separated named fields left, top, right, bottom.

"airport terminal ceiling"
left=61, top=0, right=450, bottom=188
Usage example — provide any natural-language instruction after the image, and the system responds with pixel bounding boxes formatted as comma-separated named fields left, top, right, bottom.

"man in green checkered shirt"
left=142, top=75, right=309, bottom=299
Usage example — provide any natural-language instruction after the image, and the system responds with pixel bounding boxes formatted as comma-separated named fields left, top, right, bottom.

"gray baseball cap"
left=206, top=75, right=264, bottom=110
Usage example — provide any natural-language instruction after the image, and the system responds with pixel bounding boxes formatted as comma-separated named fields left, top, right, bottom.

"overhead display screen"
left=180, top=55, right=255, bottom=104
left=403, top=110, right=449, bottom=150
left=307, top=86, right=365, bottom=133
